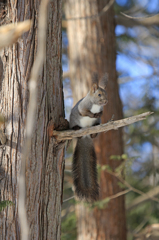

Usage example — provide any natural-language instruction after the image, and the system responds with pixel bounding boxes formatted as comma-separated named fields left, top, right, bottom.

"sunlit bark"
left=65, top=0, right=126, bottom=239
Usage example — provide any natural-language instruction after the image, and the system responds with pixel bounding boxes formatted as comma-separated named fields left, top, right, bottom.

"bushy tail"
left=72, top=136, right=99, bottom=202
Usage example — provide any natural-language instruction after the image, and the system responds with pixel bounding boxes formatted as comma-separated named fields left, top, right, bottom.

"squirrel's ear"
left=100, top=73, right=108, bottom=90
left=91, top=83, right=98, bottom=93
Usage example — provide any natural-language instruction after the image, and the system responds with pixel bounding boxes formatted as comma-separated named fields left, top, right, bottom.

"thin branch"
left=105, top=170, right=159, bottom=206
left=108, top=189, right=131, bottom=200
left=119, top=178, right=159, bottom=205
left=116, top=14, right=159, bottom=27
left=53, top=111, right=153, bottom=141
left=63, top=196, right=75, bottom=203
left=127, top=185, right=159, bottom=211
left=121, top=12, right=159, bottom=20
left=18, top=1, right=49, bottom=240
left=63, top=189, right=130, bottom=203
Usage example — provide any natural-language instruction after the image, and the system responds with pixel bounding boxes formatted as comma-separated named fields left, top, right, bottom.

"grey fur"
left=73, top=136, right=99, bottom=201
left=69, top=84, right=108, bottom=201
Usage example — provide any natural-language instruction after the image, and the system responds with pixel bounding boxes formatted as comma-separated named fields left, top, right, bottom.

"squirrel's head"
left=89, top=73, right=108, bottom=105
left=90, top=83, right=108, bottom=106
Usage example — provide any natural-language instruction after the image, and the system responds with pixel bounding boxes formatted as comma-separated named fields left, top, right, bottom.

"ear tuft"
left=92, top=72, right=99, bottom=86
left=100, top=73, right=108, bottom=89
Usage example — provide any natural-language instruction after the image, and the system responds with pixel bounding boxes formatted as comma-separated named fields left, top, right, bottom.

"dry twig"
left=127, top=185, right=159, bottom=211
left=104, top=169, right=159, bottom=207
left=116, top=13, right=159, bottom=27
left=53, top=111, right=153, bottom=141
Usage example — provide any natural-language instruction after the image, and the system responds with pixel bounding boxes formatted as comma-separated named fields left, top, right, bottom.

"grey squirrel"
left=69, top=74, right=108, bottom=201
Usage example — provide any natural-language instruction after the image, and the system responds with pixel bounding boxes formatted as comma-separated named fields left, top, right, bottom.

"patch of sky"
left=62, top=55, right=69, bottom=72
left=127, top=28, right=137, bottom=38
left=62, top=31, right=69, bottom=71
left=136, top=0, right=149, bottom=8
left=131, top=161, right=141, bottom=172
left=62, top=31, right=68, bottom=47
left=63, top=77, right=73, bottom=120
left=116, top=0, right=128, bottom=6
left=141, top=142, right=152, bottom=158
left=137, top=0, right=159, bottom=13
left=116, top=53, right=153, bottom=78
left=116, top=51, right=153, bottom=105
left=127, top=142, right=152, bottom=173
left=115, top=25, right=126, bottom=36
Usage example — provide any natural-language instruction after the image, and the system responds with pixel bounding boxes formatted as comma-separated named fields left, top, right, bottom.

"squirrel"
left=69, top=74, right=108, bottom=202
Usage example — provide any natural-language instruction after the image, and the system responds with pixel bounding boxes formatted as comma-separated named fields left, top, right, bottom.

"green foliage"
left=92, top=197, right=110, bottom=210
left=0, top=201, right=13, bottom=211
left=61, top=212, right=77, bottom=240
left=118, top=182, right=126, bottom=189
left=101, top=164, right=112, bottom=172
left=110, top=154, right=128, bottom=160
left=83, top=197, right=111, bottom=210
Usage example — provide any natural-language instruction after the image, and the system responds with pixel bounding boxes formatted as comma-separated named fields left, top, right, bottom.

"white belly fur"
left=90, top=104, right=101, bottom=113
left=79, top=104, right=101, bottom=127
left=80, top=116, right=96, bottom=128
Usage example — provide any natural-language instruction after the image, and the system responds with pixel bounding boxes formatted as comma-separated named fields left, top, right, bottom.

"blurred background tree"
left=62, top=0, right=159, bottom=239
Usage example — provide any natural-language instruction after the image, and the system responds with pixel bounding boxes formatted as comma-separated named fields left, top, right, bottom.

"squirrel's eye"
left=98, top=93, right=101, bottom=97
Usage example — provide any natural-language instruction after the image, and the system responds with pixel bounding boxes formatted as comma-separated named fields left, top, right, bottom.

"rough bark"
left=0, top=0, right=64, bottom=240
left=65, top=0, right=127, bottom=239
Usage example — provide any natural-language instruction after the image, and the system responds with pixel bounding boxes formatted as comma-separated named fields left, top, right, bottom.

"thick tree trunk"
left=65, top=0, right=126, bottom=239
left=0, top=1, right=64, bottom=239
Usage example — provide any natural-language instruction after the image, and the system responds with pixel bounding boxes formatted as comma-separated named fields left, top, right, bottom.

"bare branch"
left=116, top=14, right=159, bottom=27
left=127, top=185, right=159, bottom=211
left=0, top=20, right=32, bottom=50
left=18, top=1, right=49, bottom=240
left=63, top=196, right=75, bottom=203
left=119, top=178, right=159, bottom=205
left=121, top=12, right=159, bottom=20
left=53, top=112, right=153, bottom=141
left=105, top=170, right=159, bottom=206
left=63, top=189, right=130, bottom=203
left=108, top=189, right=131, bottom=200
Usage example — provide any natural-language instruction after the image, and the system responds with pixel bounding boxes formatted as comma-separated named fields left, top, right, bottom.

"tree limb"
left=116, top=14, right=159, bottom=27
left=105, top=169, right=159, bottom=205
left=53, top=111, right=153, bottom=141
left=127, top=185, right=159, bottom=211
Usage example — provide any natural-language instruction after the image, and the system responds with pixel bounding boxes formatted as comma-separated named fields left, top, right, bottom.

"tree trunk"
left=0, top=0, right=64, bottom=239
left=65, top=0, right=126, bottom=239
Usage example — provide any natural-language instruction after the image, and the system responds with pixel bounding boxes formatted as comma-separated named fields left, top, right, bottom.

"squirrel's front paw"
left=93, top=111, right=103, bottom=118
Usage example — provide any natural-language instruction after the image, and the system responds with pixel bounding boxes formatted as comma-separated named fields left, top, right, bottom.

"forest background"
left=62, top=0, right=159, bottom=239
